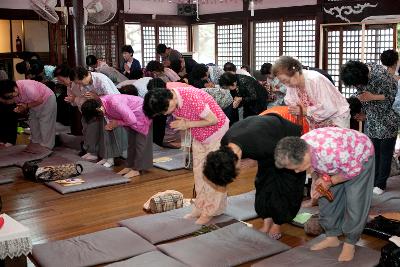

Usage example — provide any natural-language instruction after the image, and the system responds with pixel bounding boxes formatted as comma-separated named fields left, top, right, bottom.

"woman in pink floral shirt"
left=274, top=127, right=374, bottom=262
left=143, top=86, right=229, bottom=224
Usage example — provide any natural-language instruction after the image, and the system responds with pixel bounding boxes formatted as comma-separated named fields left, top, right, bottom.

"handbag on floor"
left=363, top=215, right=400, bottom=240
left=377, top=241, right=400, bottom=267
left=22, top=160, right=83, bottom=182
left=143, top=190, right=184, bottom=213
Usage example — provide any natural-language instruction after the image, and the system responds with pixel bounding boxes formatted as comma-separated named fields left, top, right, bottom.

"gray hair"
left=274, top=136, right=308, bottom=169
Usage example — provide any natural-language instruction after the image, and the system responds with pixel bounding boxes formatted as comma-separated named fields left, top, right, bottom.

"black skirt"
left=254, top=159, right=306, bottom=225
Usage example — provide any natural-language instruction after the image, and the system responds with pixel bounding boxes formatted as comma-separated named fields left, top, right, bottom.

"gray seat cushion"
left=224, top=190, right=258, bottom=220
left=119, top=206, right=235, bottom=244
left=0, top=174, right=13, bottom=184
left=252, top=235, right=380, bottom=267
left=371, top=176, right=400, bottom=213
left=153, top=145, right=187, bottom=171
left=105, top=251, right=188, bottom=267
left=158, top=222, right=290, bottom=267
left=0, top=144, right=52, bottom=167
left=32, top=227, right=156, bottom=267
left=39, top=155, right=130, bottom=194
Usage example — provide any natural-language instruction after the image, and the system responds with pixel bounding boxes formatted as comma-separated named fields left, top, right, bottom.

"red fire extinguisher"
left=16, top=36, right=22, bottom=52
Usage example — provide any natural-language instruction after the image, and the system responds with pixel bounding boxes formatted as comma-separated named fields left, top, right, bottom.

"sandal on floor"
left=268, top=233, right=282, bottom=240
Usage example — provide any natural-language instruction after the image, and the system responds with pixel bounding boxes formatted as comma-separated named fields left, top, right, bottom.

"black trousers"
left=371, top=136, right=397, bottom=190
left=152, top=114, right=167, bottom=147
left=0, top=103, right=17, bottom=145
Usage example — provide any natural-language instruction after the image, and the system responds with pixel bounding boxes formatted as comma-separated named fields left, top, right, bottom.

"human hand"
left=311, top=177, right=334, bottom=201
left=358, top=91, right=374, bottom=102
left=105, top=120, right=118, bottom=131
left=64, top=95, right=75, bottom=103
left=170, top=119, right=188, bottom=130
left=233, top=97, right=242, bottom=109
left=84, top=92, right=99, bottom=100
left=124, top=63, right=130, bottom=73
left=205, top=82, right=215, bottom=88
left=14, top=103, right=27, bottom=113
left=288, top=105, right=301, bottom=115
left=354, top=112, right=366, bottom=121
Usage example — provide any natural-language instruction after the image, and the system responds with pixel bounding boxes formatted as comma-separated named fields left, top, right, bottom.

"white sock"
left=96, top=159, right=107, bottom=165
left=103, top=158, right=114, bottom=168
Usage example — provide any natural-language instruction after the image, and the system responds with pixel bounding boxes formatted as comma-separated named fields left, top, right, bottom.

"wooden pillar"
left=66, top=0, right=86, bottom=67
left=242, top=0, right=250, bottom=68
left=116, top=0, right=125, bottom=69
left=65, top=0, right=85, bottom=136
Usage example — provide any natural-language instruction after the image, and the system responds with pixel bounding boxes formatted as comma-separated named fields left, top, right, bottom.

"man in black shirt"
left=203, top=114, right=306, bottom=239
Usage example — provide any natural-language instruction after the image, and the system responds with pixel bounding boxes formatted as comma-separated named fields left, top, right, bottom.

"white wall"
left=24, top=20, right=49, bottom=52
left=124, top=0, right=178, bottom=15
left=199, top=0, right=243, bottom=15
left=0, top=0, right=31, bottom=9
left=254, top=0, right=317, bottom=10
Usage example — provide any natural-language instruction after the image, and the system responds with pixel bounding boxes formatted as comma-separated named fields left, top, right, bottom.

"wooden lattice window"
left=85, top=24, right=118, bottom=68
left=216, top=24, right=243, bottom=68
left=327, top=30, right=340, bottom=87
left=283, top=19, right=316, bottom=68
left=324, top=24, right=395, bottom=98
left=364, top=26, right=394, bottom=63
left=142, top=26, right=156, bottom=67
left=159, top=26, right=188, bottom=53
left=254, top=21, right=280, bottom=70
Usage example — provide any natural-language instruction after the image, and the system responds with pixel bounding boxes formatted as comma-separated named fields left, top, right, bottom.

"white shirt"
left=82, top=72, right=120, bottom=95
left=117, top=77, right=153, bottom=98
left=236, top=68, right=253, bottom=78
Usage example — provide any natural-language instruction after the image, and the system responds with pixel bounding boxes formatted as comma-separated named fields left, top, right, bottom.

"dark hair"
left=219, top=72, right=237, bottom=87
left=272, top=56, right=303, bottom=77
left=16, top=61, right=27, bottom=75
left=121, top=45, right=134, bottom=55
left=28, top=59, right=44, bottom=76
left=223, top=62, right=237, bottom=72
left=86, top=55, right=98, bottom=67
left=192, top=79, right=208, bottom=89
left=81, top=99, right=103, bottom=123
left=203, top=146, right=239, bottom=186
left=0, top=79, right=17, bottom=97
left=128, top=69, right=144, bottom=80
left=119, top=84, right=138, bottom=96
left=146, top=60, right=164, bottom=73
left=156, top=44, right=167, bottom=54
left=260, top=63, right=272, bottom=75
left=147, top=78, right=166, bottom=91
left=143, top=88, right=173, bottom=118
left=380, top=49, right=399, bottom=67
left=274, top=136, right=309, bottom=169
left=72, top=66, right=89, bottom=81
left=169, top=59, right=183, bottom=74
left=54, top=64, right=71, bottom=78
left=340, top=60, right=369, bottom=87
left=190, top=64, right=209, bottom=81
left=347, top=96, right=362, bottom=117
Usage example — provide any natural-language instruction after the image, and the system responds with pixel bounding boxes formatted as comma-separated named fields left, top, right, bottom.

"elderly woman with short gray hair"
left=274, top=127, right=375, bottom=262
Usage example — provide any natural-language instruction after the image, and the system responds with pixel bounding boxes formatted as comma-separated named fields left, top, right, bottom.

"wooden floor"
left=0, top=139, right=387, bottom=266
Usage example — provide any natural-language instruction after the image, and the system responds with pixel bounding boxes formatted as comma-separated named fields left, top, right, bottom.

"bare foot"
left=269, top=223, right=281, bottom=235
left=123, top=170, right=140, bottom=178
left=259, top=218, right=273, bottom=233
left=338, top=243, right=355, bottom=262
left=310, top=236, right=340, bottom=251
left=301, top=198, right=318, bottom=208
left=117, top=168, right=131, bottom=175
left=195, top=215, right=212, bottom=225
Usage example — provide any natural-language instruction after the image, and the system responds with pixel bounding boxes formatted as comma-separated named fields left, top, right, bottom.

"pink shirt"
left=15, top=80, right=53, bottom=108
left=171, top=86, right=228, bottom=143
left=284, top=70, right=349, bottom=124
left=302, top=127, right=374, bottom=179
left=101, top=94, right=152, bottom=135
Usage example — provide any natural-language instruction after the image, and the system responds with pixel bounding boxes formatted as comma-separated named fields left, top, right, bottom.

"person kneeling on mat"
left=203, top=114, right=306, bottom=239
left=274, top=127, right=375, bottom=262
